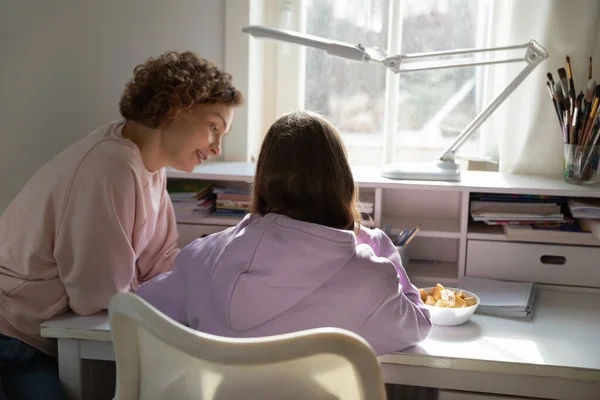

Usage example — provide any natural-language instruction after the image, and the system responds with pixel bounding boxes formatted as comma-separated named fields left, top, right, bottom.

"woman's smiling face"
left=161, top=103, right=234, bottom=172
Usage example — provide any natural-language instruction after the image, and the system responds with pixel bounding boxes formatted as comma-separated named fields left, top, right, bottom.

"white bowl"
left=421, top=287, right=480, bottom=326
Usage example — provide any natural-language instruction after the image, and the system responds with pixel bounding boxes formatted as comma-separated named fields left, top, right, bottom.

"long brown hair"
left=251, top=110, right=360, bottom=232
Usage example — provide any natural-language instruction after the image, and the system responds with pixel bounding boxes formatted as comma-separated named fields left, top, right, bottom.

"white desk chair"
left=108, top=292, right=387, bottom=400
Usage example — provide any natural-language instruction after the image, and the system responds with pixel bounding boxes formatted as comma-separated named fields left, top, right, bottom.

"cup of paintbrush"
left=394, top=227, right=420, bottom=264
left=563, top=81, right=600, bottom=184
left=564, top=115, right=600, bottom=185
left=563, top=142, right=599, bottom=184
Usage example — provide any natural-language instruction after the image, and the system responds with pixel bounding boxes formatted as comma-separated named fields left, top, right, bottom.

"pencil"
left=402, top=227, right=421, bottom=246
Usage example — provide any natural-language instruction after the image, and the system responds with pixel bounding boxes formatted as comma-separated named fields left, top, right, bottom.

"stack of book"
left=470, top=194, right=600, bottom=245
left=501, top=220, right=600, bottom=245
left=572, top=199, right=600, bottom=243
left=458, top=276, right=536, bottom=319
left=213, top=187, right=251, bottom=218
left=470, top=193, right=568, bottom=225
left=568, top=198, right=600, bottom=219
left=166, top=180, right=215, bottom=223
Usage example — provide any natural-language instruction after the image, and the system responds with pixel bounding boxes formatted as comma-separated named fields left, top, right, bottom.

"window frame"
left=226, top=0, right=496, bottom=165
left=247, top=0, right=494, bottom=164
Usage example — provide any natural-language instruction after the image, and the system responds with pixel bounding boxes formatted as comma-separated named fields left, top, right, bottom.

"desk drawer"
left=466, top=240, right=600, bottom=287
left=439, top=390, right=530, bottom=400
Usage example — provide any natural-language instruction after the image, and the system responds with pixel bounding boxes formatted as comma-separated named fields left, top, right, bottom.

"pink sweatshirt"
left=0, top=120, right=180, bottom=355
left=137, top=213, right=432, bottom=355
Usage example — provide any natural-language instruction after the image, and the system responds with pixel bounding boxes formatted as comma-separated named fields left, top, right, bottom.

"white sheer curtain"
left=481, top=0, right=600, bottom=176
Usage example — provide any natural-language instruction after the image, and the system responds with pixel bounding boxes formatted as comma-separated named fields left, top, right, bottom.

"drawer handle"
left=540, top=255, right=566, bottom=265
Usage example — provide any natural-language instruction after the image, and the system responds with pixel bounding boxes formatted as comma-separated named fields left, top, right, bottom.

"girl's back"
left=137, top=110, right=431, bottom=355
left=138, top=212, right=431, bottom=355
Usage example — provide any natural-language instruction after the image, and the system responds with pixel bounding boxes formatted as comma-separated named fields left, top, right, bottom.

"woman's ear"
left=165, top=108, right=185, bottom=127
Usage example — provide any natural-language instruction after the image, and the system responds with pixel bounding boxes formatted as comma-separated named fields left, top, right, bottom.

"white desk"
left=41, top=313, right=113, bottom=400
left=380, top=288, right=600, bottom=399
left=42, top=288, right=600, bottom=400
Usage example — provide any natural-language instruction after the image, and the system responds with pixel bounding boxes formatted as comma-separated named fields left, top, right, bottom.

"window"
left=269, top=0, right=494, bottom=166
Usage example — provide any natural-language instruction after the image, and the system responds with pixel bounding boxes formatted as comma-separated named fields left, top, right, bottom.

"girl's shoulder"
left=356, top=225, right=384, bottom=245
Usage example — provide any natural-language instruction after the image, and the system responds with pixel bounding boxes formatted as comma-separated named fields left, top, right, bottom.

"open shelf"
left=383, top=216, right=461, bottom=239
left=467, top=221, right=507, bottom=241
left=405, top=261, right=458, bottom=287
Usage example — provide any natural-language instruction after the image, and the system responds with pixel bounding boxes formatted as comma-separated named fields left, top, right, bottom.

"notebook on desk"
left=458, top=276, right=536, bottom=319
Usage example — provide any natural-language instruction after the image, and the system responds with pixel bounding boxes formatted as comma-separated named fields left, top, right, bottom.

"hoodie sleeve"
left=357, top=227, right=432, bottom=353
left=357, top=227, right=422, bottom=304
left=359, top=282, right=432, bottom=354
left=135, top=261, right=188, bottom=325
left=55, top=156, right=139, bottom=315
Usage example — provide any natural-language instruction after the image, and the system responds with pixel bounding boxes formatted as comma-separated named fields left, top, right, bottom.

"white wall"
left=0, top=0, right=226, bottom=212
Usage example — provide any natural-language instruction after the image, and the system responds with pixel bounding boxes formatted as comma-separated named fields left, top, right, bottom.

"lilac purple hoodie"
left=136, top=213, right=431, bottom=355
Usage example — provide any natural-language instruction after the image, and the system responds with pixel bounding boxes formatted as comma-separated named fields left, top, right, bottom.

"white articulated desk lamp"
left=242, top=25, right=549, bottom=182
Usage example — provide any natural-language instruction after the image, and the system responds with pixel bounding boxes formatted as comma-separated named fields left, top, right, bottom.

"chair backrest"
left=109, top=292, right=387, bottom=400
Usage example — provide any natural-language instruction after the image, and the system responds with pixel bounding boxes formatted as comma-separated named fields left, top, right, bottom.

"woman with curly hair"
left=0, top=51, right=243, bottom=399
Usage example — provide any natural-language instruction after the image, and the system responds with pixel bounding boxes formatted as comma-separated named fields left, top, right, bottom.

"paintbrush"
left=547, top=81, right=562, bottom=126
left=557, top=67, right=572, bottom=120
left=553, top=81, right=565, bottom=104
left=580, top=116, right=600, bottom=175
left=586, top=79, right=597, bottom=104
left=563, top=114, right=569, bottom=144
left=584, top=57, right=597, bottom=122
left=547, top=73, right=561, bottom=118
left=581, top=85, right=600, bottom=147
left=566, top=56, right=577, bottom=100
left=557, top=68, right=570, bottom=101
left=547, top=72, right=556, bottom=89
left=554, top=81, right=565, bottom=124
left=571, top=97, right=581, bottom=145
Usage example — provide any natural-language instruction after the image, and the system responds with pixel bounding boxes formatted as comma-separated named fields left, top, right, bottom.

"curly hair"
left=119, top=51, right=244, bottom=128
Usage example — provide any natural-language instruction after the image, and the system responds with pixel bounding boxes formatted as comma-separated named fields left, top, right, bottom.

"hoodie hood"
left=210, top=213, right=358, bottom=332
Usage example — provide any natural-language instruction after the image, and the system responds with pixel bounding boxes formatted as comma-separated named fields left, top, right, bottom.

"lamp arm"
left=242, top=25, right=368, bottom=62
left=242, top=25, right=549, bottom=165
left=243, top=25, right=547, bottom=73
left=382, top=42, right=531, bottom=73
left=437, top=40, right=548, bottom=162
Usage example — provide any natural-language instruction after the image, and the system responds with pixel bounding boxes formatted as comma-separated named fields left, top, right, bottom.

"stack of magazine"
left=470, top=194, right=567, bottom=225
left=458, top=276, right=536, bottom=319
left=568, top=198, right=600, bottom=219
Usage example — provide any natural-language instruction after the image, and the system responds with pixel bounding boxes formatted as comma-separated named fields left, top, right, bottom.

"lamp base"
left=380, top=160, right=461, bottom=182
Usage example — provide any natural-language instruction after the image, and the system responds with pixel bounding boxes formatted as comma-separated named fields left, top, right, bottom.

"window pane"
left=304, top=0, right=389, bottom=166
left=395, top=0, right=486, bottom=163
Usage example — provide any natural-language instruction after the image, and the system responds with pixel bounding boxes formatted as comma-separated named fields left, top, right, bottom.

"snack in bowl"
left=419, top=283, right=480, bottom=326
